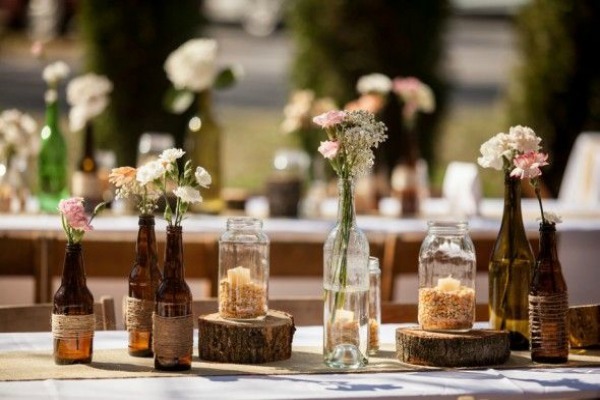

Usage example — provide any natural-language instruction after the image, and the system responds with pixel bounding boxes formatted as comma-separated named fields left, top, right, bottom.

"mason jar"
left=418, top=221, right=476, bottom=332
left=218, top=217, right=269, bottom=320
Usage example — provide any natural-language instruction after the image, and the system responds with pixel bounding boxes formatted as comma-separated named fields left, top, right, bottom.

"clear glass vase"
left=489, top=173, right=534, bottom=350
left=323, top=178, right=370, bottom=368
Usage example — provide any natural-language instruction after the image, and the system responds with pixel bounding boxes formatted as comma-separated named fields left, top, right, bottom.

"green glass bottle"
left=185, top=90, right=223, bottom=214
left=488, top=172, right=534, bottom=350
left=38, top=95, right=69, bottom=212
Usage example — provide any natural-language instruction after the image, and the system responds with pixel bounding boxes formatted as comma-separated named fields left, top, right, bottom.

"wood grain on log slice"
left=198, top=310, right=295, bottom=364
left=396, top=328, right=510, bottom=367
left=568, top=304, right=600, bottom=348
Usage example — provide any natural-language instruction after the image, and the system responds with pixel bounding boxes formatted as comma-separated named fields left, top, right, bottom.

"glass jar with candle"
left=218, top=217, right=270, bottom=320
left=418, top=221, right=476, bottom=332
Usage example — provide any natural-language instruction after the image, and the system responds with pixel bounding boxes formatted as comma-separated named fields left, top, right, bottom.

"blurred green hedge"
left=508, top=0, right=600, bottom=195
left=79, top=0, right=202, bottom=166
left=287, top=0, right=450, bottom=175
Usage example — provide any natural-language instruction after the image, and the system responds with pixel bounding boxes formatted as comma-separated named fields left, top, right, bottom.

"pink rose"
left=58, top=197, right=93, bottom=232
left=313, top=110, right=347, bottom=128
left=318, top=140, right=340, bottom=159
left=510, top=151, right=549, bottom=179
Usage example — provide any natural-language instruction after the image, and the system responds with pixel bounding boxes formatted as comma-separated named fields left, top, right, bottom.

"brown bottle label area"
left=529, top=294, right=569, bottom=351
left=152, top=314, right=193, bottom=359
left=124, top=296, right=154, bottom=331
left=51, top=314, right=95, bottom=339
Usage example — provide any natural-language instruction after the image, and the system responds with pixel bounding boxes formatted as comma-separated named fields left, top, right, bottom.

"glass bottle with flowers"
left=0, top=109, right=38, bottom=212
left=390, top=77, right=435, bottom=217
left=477, top=125, right=541, bottom=350
left=38, top=61, right=70, bottom=212
left=67, top=73, right=113, bottom=213
left=134, top=148, right=211, bottom=371
left=164, top=38, right=240, bottom=214
left=53, top=197, right=105, bottom=365
left=510, top=151, right=568, bottom=363
left=313, top=110, right=387, bottom=368
left=109, top=165, right=162, bottom=357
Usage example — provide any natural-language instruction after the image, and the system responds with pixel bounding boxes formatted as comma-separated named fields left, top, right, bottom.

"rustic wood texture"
left=568, top=304, right=600, bottom=348
left=198, top=310, right=295, bottom=364
left=396, top=327, right=510, bottom=367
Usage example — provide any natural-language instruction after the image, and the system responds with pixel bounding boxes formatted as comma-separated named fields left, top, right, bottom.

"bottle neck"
left=163, top=226, right=184, bottom=280
left=60, top=243, right=86, bottom=287
left=79, top=124, right=97, bottom=172
left=136, top=215, right=157, bottom=266
left=197, top=90, right=213, bottom=115
left=336, top=178, right=357, bottom=225
left=500, top=173, right=526, bottom=230
left=538, top=223, right=559, bottom=263
left=44, top=100, right=59, bottom=132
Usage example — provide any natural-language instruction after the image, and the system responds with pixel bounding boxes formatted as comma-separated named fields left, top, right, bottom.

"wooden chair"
left=0, top=295, right=117, bottom=332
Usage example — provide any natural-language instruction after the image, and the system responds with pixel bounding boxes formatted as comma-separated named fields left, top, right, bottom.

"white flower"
left=477, top=132, right=512, bottom=171
left=164, top=39, right=218, bottom=92
left=42, top=61, right=70, bottom=85
left=67, top=73, right=113, bottom=132
left=136, top=160, right=165, bottom=186
left=356, top=73, right=392, bottom=95
left=0, top=109, right=38, bottom=157
left=194, top=166, right=211, bottom=188
left=173, top=185, right=202, bottom=204
left=507, top=125, right=541, bottom=153
left=537, top=211, right=562, bottom=225
left=45, top=89, right=58, bottom=104
left=159, top=148, right=185, bottom=164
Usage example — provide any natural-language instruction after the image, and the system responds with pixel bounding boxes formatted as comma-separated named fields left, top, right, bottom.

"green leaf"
left=163, top=86, right=194, bottom=114
left=213, top=66, right=239, bottom=90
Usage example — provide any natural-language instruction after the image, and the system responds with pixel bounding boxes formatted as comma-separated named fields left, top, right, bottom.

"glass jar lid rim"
left=226, top=216, right=263, bottom=229
left=427, top=220, right=468, bottom=230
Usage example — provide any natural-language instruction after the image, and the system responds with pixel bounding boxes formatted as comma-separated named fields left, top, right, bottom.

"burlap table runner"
left=1, top=344, right=599, bottom=381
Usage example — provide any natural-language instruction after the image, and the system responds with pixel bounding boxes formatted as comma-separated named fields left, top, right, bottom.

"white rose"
left=173, top=185, right=202, bottom=204
left=356, top=73, right=392, bottom=95
left=538, top=211, right=562, bottom=225
left=136, top=160, right=166, bottom=186
left=42, top=61, right=70, bottom=84
left=508, top=125, right=541, bottom=153
left=164, top=39, right=218, bottom=92
left=159, top=148, right=185, bottom=164
left=194, top=166, right=211, bottom=188
left=477, top=133, right=512, bottom=170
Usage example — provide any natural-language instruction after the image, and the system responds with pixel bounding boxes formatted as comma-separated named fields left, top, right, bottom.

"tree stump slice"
left=198, top=310, right=295, bottom=364
left=568, top=304, right=600, bottom=348
left=396, top=328, right=510, bottom=367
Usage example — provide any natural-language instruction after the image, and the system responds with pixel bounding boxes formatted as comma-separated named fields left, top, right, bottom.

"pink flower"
left=312, top=110, right=346, bottom=128
left=318, top=140, right=340, bottom=159
left=510, top=151, right=549, bottom=179
left=58, top=197, right=93, bottom=232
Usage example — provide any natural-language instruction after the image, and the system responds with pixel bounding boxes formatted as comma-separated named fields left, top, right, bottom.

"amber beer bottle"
left=154, top=226, right=193, bottom=371
left=52, top=243, right=95, bottom=364
left=71, top=124, right=103, bottom=214
left=127, top=214, right=162, bottom=357
left=529, top=222, right=569, bottom=363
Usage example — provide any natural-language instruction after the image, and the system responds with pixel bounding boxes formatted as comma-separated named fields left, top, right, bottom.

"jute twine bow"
left=51, top=314, right=95, bottom=340
left=152, top=313, right=193, bottom=359
left=123, top=297, right=154, bottom=331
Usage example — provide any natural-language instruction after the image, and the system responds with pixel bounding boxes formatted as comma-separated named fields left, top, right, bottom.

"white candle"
left=227, top=266, right=251, bottom=287
left=334, top=309, right=355, bottom=322
left=436, top=275, right=461, bottom=292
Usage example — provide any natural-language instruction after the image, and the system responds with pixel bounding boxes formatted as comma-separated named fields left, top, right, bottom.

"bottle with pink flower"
left=52, top=197, right=104, bottom=364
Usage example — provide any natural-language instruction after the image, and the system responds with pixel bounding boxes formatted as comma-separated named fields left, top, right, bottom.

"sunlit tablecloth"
left=1, top=325, right=599, bottom=400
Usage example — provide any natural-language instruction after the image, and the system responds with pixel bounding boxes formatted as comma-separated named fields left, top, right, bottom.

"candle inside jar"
left=436, top=275, right=461, bottom=292
left=334, top=309, right=355, bottom=322
left=227, top=266, right=251, bottom=287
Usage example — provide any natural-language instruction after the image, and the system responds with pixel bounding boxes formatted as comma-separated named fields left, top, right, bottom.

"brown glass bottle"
left=488, top=173, right=534, bottom=350
left=128, top=214, right=162, bottom=357
left=154, top=226, right=193, bottom=371
left=529, top=222, right=569, bottom=363
left=52, top=243, right=95, bottom=365
left=71, top=124, right=103, bottom=213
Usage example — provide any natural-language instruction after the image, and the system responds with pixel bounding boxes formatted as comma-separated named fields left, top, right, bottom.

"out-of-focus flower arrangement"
left=58, top=197, right=105, bottom=244
left=163, top=38, right=242, bottom=114
left=66, top=73, right=113, bottom=132
left=281, top=89, right=338, bottom=164
left=42, top=61, right=70, bottom=104
left=110, top=148, right=211, bottom=227
left=0, top=109, right=39, bottom=166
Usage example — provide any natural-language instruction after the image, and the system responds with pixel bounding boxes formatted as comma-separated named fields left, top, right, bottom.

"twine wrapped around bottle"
left=123, top=296, right=155, bottom=331
left=51, top=314, right=95, bottom=339
left=152, top=314, right=193, bottom=359
left=529, top=293, right=569, bottom=351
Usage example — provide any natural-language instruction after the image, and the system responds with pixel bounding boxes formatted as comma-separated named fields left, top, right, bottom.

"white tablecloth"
left=1, top=326, right=599, bottom=400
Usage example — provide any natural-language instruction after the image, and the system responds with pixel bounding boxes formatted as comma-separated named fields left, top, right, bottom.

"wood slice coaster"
left=198, top=310, right=295, bottom=364
left=568, top=304, right=600, bottom=348
left=396, top=327, right=510, bottom=367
